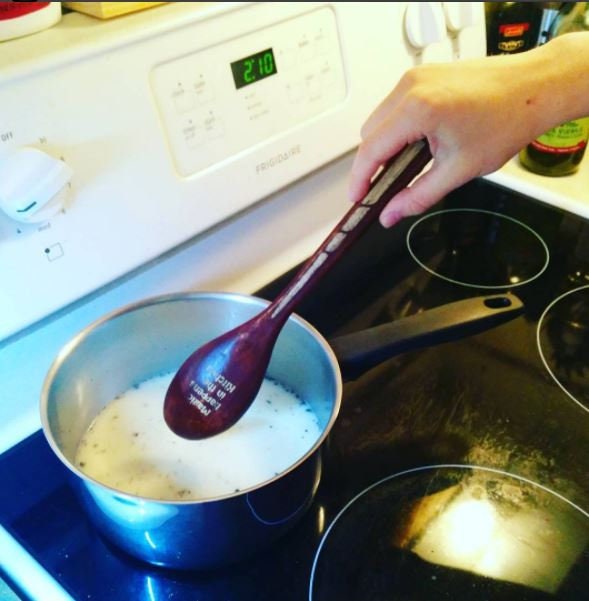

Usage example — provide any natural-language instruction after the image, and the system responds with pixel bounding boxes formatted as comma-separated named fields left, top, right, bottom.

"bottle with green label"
left=519, top=2, right=589, bottom=176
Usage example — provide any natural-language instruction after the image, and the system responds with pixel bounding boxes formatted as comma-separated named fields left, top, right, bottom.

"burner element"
left=407, top=209, right=549, bottom=289
left=309, top=465, right=588, bottom=600
left=537, top=285, right=589, bottom=413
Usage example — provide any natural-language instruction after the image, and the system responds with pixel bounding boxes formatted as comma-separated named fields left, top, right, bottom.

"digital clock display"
left=230, top=48, right=277, bottom=90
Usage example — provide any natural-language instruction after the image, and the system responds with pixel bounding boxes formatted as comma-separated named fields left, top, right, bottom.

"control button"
left=443, top=2, right=479, bottom=32
left=172, top=86, right=197, bottom=114
left=204, top=113, right=224, bottom=140
left=183, top=121, right=206, bottom=149
left=305, top=73, right=321, bottom=100
left=278, top=48, right=296, bottom=70
left=194, top=77, right=214, bottom=105
left=0, top=147, right=73, bottom=223
left=299, top=37, right=314, bottom=62
left=244, top=93, right=270, bottom=122
left=404, top=1, right=447, bottom=48
left=314, top=32, right=328, bottom=55
left=287, top=81, right=304, bottom=104
left=319, top=60, right=335, bottom=87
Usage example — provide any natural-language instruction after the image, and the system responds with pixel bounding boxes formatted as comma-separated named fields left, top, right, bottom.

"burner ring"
left=406, top=209, right=550, bottom=289
left=537, top=285, right=589, bottom=414
left=309, top=464, right=588, bottom=601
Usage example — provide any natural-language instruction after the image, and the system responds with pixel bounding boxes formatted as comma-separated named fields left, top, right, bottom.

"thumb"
left=379, top=160, right=472, bottom=228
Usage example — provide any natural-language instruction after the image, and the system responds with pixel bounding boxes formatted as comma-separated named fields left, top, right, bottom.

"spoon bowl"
left=164, top=141, right=432, bottom=439
left=163, top=309, right=278, bottom=439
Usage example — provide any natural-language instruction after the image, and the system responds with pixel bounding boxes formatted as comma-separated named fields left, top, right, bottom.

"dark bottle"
left=485, top=2, right=543, bottom=55
left=519, top=2, right=589, bottom=176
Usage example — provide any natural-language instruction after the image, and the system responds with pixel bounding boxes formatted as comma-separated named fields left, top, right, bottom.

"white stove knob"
left=0, top=147, right=73, bottom=223
left=443, top=2, right=479, bottom=32
left=404, top=2, right=447, bottom=48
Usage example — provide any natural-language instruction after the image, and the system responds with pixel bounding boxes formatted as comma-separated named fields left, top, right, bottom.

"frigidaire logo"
left=255, top=145, right=301, bottom=174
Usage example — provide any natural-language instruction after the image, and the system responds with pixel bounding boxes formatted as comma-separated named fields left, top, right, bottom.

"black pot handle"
left=329, top=294, right=524, bottom=379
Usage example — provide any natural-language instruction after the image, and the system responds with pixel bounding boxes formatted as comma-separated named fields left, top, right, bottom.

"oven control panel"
left=151, top=7, right=346, bottom=176
left=0, top=2, right=487, bottom=342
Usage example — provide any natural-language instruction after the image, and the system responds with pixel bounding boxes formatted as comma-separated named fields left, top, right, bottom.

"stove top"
left=1, top=178, right=587, bottom=600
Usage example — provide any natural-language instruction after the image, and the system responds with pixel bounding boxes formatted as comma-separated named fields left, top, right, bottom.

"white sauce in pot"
left=75, top=372, right=322, bottom=501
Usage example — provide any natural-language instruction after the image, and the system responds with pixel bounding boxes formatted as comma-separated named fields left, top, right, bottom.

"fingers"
left=378, top=160, right=473, bottom=228
left=348, top=140, right=407, bottom=203
left=349, top=114, right=422, bottom=203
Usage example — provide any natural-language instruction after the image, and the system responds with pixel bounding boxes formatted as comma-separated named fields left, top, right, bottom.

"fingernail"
left=380, top=209, right=403, bottom=229
left=348, top=183, right=360, bottom=203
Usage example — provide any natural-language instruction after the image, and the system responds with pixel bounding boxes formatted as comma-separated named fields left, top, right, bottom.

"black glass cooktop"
left=1, top=178, right=588, bottom=600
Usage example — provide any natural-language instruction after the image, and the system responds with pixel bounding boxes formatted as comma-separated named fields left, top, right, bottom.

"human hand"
left=348, top=43, right=577, bottom=228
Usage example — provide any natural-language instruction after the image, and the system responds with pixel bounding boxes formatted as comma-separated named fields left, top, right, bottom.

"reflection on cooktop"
left=407, top=209, right=549, bottom=289
left=538, top=285, right=589, bottom=412
left=310, top=465, right=589, bottom=601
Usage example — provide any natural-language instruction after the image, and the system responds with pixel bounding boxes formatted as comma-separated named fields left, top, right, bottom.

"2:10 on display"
left=231, top=48, right=278, bottom=90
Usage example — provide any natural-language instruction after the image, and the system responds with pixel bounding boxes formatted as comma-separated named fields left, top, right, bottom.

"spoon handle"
left=267, top=140, right=432, bottom=322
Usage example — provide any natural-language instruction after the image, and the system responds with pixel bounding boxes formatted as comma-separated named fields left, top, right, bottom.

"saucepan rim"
left=39, top=291, right=343, bottom=505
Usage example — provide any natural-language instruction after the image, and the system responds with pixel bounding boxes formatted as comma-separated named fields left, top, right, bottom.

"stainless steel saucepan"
left=40, top=291, right=522, bottom=569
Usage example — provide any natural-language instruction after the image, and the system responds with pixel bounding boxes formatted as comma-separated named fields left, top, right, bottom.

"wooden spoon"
left=163, top=140, right=432, bottom=439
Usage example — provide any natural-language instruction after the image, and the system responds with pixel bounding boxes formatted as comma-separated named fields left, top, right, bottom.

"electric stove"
left=1, top=177, right=587, bottom=600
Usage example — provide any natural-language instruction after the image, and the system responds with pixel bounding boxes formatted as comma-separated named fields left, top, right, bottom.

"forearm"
left=514, top=32, right=589, bottom=133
